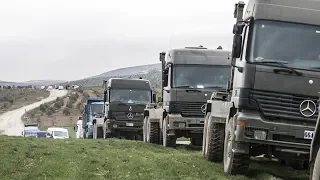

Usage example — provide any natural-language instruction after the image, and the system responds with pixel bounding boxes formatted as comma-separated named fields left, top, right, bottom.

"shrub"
left=66, top=102, right=73, bottom=108
left=63, top=107, right=71, bottom=115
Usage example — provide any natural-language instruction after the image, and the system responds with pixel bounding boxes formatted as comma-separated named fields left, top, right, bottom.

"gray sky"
left=0, top=0, right=248, bottom=82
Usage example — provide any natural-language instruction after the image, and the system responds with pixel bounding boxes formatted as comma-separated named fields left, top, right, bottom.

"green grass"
left=0, top=136, right=309, bottom=180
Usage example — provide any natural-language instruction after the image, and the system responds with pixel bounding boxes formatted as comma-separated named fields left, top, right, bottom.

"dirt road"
left=0, top=89, right=67, bottom=136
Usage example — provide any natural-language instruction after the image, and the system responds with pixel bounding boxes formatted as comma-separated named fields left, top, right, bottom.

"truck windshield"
left=110, top=89, right=151, bottom=104
left=250, top=20, right=320, bottom=70
left=172, top=65, right=230, bottom=89
left=91, top=104, right=103, bottom=114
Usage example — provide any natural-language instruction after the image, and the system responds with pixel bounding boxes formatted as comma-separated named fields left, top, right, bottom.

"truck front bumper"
left=167, top=114, right=204, bottom=133
left=235, top=110, right=314, bottom=151
left=106, top=119, right=143, bottom=133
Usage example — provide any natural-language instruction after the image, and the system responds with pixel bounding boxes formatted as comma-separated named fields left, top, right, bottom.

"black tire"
left=97, top=127, right=103, bottom=138
left=312, top=149, right=320, bottom=180
left=206, top=120, right=225, bottom=162
left=224, top=116, right=250, bottom=175
left=163, top=118, right=176, bottom=148
left=148, top=121, right=160, bottom=144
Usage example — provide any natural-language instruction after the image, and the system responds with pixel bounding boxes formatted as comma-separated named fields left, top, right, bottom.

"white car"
left=46, top=127, right=69, bottom=139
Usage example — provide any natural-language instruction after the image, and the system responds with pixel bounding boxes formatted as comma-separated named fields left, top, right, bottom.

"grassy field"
left=0, top=89, right=49, bottom=114
left=0, top=136, right=309, bottom=180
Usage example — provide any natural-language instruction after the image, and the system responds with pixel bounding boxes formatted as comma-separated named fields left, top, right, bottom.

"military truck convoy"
left=74, top=0, right=320, bottom=178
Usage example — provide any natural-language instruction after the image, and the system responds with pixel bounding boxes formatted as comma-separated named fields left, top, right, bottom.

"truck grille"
left=250, top=90, right=318, bottom=123
left=171, top=101, right=206, bottom=118
left=111, top=112, right=144, bottom=122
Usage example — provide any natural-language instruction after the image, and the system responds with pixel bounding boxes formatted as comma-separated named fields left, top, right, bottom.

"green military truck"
left=143, top=46, right=231, bottom=147
left=102, top=78, right=156, bottom=140
left=204, top=0, right=320, bottom=176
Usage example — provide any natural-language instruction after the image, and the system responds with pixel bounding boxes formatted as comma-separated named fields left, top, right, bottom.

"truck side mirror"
left=104, top=90, right=108, bottom=102
left=152, top=94, right=157, bottom=103
left=231, top=34, right=242, bottom=59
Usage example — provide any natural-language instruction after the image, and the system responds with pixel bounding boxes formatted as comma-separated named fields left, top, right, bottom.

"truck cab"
left=103, top=78, right=155, bottom=140
left=82, top=97, right=104, bottom=138
left=218, top=0, right=320, bottom=176
left=143, top=46, right=231, bottom=147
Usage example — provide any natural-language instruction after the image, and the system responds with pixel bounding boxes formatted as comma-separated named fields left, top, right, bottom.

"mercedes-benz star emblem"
left=299, top=100, right=317, bottom=117
left=201, top=104, right=206, bottom=114
left=129, top=106, right=132, bottom=111
left=127, top=113, right=134, bottom=119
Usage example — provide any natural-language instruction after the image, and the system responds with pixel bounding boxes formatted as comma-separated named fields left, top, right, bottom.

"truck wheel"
left=162, top=118, right=176, bottom=148
left=202, top=113, right=210, bottom=157
left=143, top=116, right=148, bottom=142
left=147, top=117, right=160, bottom=144
left=224, top=117, right=250, bottom=175
left=312, top=149, right=320, bottom=180
left=97, top=127, right=103, bottom=139
left=206, top=120, right=225, bottom=162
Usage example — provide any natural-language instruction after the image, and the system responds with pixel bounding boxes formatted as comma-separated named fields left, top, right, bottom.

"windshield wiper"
left=255, top=59, right=303, bottom=76
left=175, top=85, right=191, bottom=88
left=206, top=86, right=226, bottom=89
left=111, top=101, right=128, bottom=105
left=186, top=89, right=201, bottom=92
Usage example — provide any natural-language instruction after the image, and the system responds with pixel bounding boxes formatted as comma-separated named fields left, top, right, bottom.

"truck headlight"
left=254, top=130, right=267, bottom=140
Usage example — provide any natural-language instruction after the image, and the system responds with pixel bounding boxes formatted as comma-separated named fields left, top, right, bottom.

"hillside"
left=93, top=63, right=160, bottom=78
left=0, top=80, right=66, bottom=87
left=0, top=136, right=308, bottom=180
left=0, top=89, right=49, bottom=114
left=63, top=63, right=162, bottom=95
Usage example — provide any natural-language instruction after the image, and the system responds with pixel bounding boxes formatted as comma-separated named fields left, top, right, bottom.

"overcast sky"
left=0, top=0, right=248, bottom=82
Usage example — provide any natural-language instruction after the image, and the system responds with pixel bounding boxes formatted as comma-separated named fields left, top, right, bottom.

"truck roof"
left=245, top=0, right=320, bottom=26
left=166, top=48, right=231, bottom=65
left=107, top=78, right=152, bottom=90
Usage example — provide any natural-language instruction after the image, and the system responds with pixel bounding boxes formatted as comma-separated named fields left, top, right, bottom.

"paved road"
left=0, top=89, right=68, bottom=136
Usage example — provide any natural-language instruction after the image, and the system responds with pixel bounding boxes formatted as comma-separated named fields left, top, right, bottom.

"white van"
left=47, top=127, right=69, bottom=139
left=75, top=119, right=83, bottom=139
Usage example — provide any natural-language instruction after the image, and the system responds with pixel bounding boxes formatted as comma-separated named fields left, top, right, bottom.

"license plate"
left=126, top=123, right=134, bottom=127
left=304, top=130, right=314, bottom=140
